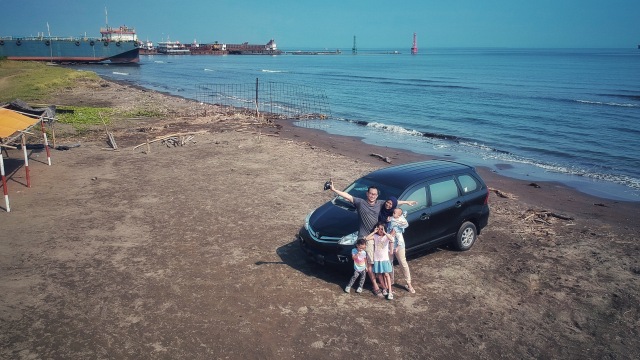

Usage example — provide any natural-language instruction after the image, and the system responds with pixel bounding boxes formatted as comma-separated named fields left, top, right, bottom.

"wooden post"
left=255, top=77, right=259, bottom=117
left=0, top=151, right=9, bottom=212
left=21, top=133, right=31, bottom=188
left=40, top=118, right=52, bottom=166
left=51, top=123, right=57, bottom=148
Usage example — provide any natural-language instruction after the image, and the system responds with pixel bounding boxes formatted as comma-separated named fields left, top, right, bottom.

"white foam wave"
left=366, top=122, right=422, bottom=136
left=576, top=100, right=638, bottom=108
left=261, top=69, right=285, bottom=73
left=481, top=152, right=640, bottom=190
left=204, top=68, right=214, bottom=72
left=154, top=60, right=165, bottom=63
left=458, top=141, right=494, bottom=152
left=112, top=72, right=128, bottom=76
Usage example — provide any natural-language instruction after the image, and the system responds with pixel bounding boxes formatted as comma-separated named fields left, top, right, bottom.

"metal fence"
left=195, top=79, right=331, bottom=120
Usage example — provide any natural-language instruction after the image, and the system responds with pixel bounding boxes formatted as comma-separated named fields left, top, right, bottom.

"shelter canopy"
left=0, top=108, right=39, bottom=140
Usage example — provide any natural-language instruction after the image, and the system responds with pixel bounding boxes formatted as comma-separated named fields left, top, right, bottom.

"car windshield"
left=334, top=178, right=403, bottom=207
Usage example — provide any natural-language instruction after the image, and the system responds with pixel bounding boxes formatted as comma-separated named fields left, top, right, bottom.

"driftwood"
left=370, top=153, right=392, bottom=164
left=133, top=131, right=207, bottom=150
left=100, top=113, right=117, bottom=150
left=162, top=135, right=197, bottom=147
left=488, top=187, right=516, bottom=199
left=522, top=209, right=575, bottom=224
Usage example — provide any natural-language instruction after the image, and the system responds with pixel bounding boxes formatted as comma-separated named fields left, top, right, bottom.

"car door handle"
left=420, top=213, right=430, bottom=220
left=455, top=201, right=463, bottom=208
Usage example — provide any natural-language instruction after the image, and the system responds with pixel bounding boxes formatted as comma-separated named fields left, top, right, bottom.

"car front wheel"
left=454, top=221, right=477, bottom=251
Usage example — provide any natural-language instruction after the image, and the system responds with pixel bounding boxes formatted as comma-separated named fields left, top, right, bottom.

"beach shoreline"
left=2, top=74, right=639, bottom=358
left=270, top=117, right=639, bottom=227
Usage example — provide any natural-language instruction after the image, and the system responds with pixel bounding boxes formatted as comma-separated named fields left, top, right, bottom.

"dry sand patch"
left=0, top=78, right=639, bottom=359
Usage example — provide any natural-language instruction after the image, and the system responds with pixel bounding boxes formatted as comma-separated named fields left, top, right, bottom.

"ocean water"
left=72, top=48, right=640, bottom=201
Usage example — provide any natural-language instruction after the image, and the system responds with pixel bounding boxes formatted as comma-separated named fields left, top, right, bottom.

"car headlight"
left=338, top=232, right=358, bottom=245
left=304, top=212, right=312, bottom=230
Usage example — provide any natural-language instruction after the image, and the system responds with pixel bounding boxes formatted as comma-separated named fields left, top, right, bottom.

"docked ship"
left=226, top=39, right=281, bottom=55
left=156, top=40, right=190, bottom=55
left=139, top=39, right=157, bottom=55
left=0, top=25, right=140, bottom=63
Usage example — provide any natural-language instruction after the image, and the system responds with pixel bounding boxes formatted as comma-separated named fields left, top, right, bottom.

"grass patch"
left=0, top=59, right=99, bottom=103
left=57, top=106, right=113, bottom=130
left=123, top=108, right=164, bottom=118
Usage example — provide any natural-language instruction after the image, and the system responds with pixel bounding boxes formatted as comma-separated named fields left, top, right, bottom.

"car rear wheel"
left=454, top=221, right=477, bottom=251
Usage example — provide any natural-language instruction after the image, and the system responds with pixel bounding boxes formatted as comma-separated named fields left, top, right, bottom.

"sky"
left=0, top=0, right=638, bottom=49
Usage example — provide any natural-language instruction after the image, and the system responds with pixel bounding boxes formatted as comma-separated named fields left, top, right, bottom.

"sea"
left=71, top=48, right=640, bottom=201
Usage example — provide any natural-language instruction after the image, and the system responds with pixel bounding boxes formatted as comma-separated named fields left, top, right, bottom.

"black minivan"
left=298, top=160, right=490, bottom=266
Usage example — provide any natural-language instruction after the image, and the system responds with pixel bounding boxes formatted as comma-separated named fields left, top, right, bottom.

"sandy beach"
left=1, top=76, right=639, bottom=359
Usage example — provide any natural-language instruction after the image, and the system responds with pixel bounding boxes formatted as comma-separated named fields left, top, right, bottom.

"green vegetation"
left=57, top=106, right=114, bottom=129
left=0, top=59, right=99, bottom=103
left=123, top=109, right=164, bottom=118
left=1, top=60, right=165, bottom=130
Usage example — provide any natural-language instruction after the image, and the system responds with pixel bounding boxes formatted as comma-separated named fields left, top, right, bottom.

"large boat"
left=0, top=25, right=140, bottom=63
left=156, top=40, right=190, bottom=55
left=226, top=39, right=282, bottom=55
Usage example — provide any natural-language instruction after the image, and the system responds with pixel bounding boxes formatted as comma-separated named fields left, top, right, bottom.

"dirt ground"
left=1, top=78, right=639, bottom=359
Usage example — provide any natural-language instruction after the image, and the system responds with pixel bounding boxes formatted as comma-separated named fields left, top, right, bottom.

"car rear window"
left=429, top=178, right=460, bottom=205
left=457, top=174, right=479, bottom=193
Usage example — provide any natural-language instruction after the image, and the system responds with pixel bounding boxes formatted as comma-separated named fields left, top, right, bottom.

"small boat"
left=139, top=39, right=157, bottom=55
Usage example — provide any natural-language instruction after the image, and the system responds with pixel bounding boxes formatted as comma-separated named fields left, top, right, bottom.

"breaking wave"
left=576, top=99, right=638, bottom=108
left=337, top=118, right=640, bottom=191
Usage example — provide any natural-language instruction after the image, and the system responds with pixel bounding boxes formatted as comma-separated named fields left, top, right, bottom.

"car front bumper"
left=297, top=227, right=353, bottom=267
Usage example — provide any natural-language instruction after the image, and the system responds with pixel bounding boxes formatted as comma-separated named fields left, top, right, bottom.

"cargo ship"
left=226, top=39, right=282, bottom=55
left=0, top=25, right=140, bottom=64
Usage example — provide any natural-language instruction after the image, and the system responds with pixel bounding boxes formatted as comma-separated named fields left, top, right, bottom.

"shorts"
left=365, top=239, right=375, bottom=265
left=373, top=260, right=392, bottom=274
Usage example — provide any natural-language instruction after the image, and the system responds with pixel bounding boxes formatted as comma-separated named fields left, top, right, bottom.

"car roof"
left=363, top=160, right=475, bottom=189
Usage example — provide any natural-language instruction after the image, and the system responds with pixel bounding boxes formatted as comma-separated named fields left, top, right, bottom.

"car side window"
left=429, top=178, right=460, bottom=206
left=399, top=187, right=427, bottom=214
left=457, top=174, right=479, bottom=194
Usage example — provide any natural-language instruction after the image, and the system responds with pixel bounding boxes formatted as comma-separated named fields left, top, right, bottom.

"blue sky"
left=0, top=0, right=638, bottom=49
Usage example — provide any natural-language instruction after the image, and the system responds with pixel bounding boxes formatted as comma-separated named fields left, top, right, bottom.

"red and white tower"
left=411, top=32, right=418, bottom=55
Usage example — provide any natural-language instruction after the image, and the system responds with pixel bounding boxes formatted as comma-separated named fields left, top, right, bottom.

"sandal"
left=374, top=288, right=384, bottom=298
left=405, top=284, right=416, bottom=294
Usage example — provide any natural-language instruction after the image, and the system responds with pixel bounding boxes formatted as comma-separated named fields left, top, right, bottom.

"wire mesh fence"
left=195, top=80, right=331, bottom=120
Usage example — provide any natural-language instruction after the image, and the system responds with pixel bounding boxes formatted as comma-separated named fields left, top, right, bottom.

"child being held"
left=387, top=208, right=408, bottom=242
